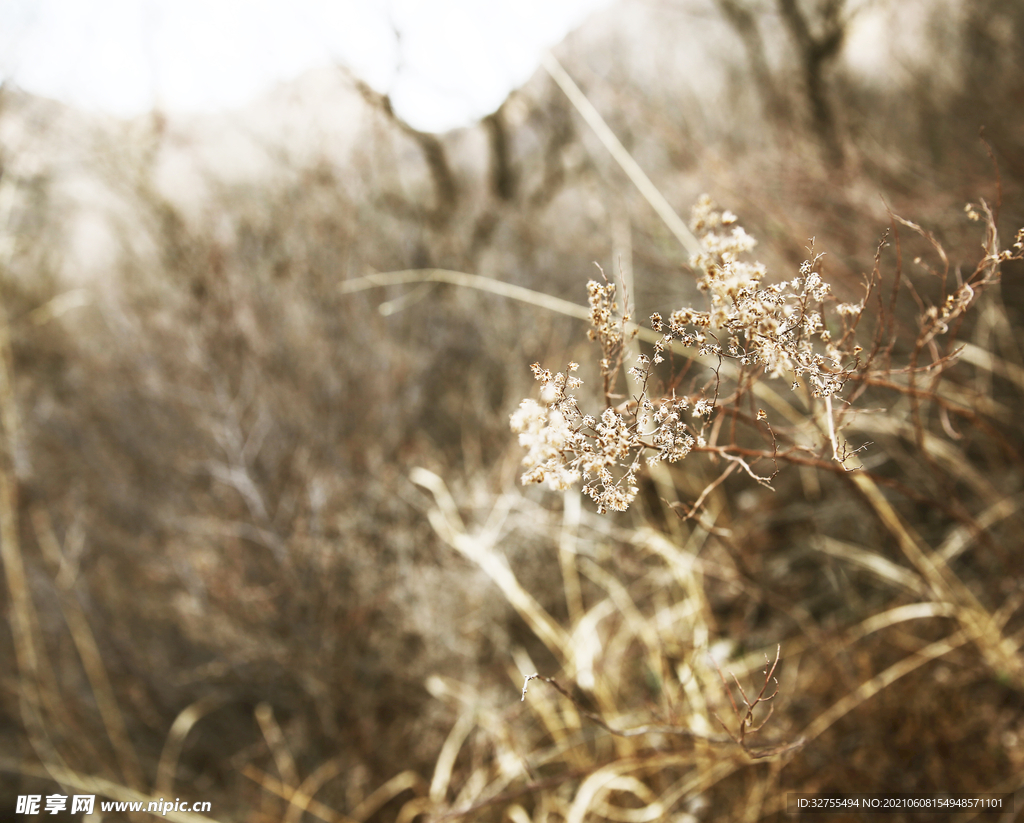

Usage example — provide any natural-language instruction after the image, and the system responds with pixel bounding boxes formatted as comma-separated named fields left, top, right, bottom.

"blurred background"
left=1, top=0, right=1023, bottom=820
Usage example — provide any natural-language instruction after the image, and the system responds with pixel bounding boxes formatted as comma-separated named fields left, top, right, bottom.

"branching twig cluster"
left=710, top=645, right=793, bottom=758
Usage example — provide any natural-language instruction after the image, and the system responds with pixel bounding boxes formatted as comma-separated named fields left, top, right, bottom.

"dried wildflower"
left=586, top=278, right=620, bottom=344
left=511, top=196, right=882, bottom=512
left=510, top=400, right=581, bottom=491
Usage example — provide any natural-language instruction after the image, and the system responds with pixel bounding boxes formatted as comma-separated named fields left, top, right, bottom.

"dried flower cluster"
left=511, top=195, right=1024, bottom=514
left=509, top=361, right=641, bottom=513
left=670, top=194, right=863, bottom=397
left=511, top=196, right=870, bottom=512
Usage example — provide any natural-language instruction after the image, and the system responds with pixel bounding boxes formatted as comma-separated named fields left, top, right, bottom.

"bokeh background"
left=1, top=0, right=1023, bottom=821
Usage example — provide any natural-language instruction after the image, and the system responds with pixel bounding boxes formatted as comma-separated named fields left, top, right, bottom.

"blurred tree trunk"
left=776, top=0, right=849, bottom=166
left=714, top=0, right=789, bottom=122
left=352, top=76, right=458, bottom=227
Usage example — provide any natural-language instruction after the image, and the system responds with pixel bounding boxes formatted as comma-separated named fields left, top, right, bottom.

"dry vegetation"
left=2, top=0, right=1024, bottom=821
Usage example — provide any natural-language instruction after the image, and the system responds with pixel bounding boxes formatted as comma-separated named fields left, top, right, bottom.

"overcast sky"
left=0, top=0, right=611, bottom=132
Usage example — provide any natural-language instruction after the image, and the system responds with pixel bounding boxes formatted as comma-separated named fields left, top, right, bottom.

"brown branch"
left=520, top=669, right=801, bottom=762
left=349, top=73, right=458, bottom=227
left=710, top=645, right=782, bottom=753
left=776, top=0, right=848, bottom=165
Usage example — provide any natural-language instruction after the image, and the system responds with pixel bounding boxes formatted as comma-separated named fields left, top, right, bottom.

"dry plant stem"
left=565, top=753, right=737, bottom=823
left=154, top=694, right=226, bottom=796
left=395, top=797, right=435, bottom=823
left=430, top=712, right=476, bottom=803
left=341, top=268, right=591, bottom=321
left=522, top=671, right=799, bottom=760
left=692, top=601, right=960, bottom=707
left=540, top=53, right=701, bottom=257
left=514, top=655, right=590, bottom=772
left=673, top=461, right=738, bottom=522
left=852, top=473, right=1024, bottom=683
left=798, top=630, right=969, bottom=746
left=812, top=536, right=930, bottom=597
left=241, top=765, right=360, bottom=823
left=428, top=769, right=596, bottom=821
left=0, top=305, right=75, bottom=786
left=0, top=314, right=33, bottom=677
left=710, top=645, right=782, bottom=753
left=255, top=702, right=300, bottom=789
left=559, top=490, right=585, bottom=627
left=411, top=467, right=571, bottom=659
left=349, top=771, right=428, bottom=822
left=678, top=441, right=986, bottom=544
left=282, top=757, right=349, bottom=823
left=21, top=598, right=78, bottom=757
left=31, top=507, right=146, bottom=793
left=524, top=674, right=728, bottom=742
left=960, top=340, right=1024, bottom=393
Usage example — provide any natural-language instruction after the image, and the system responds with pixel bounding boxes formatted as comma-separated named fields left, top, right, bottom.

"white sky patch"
left=0, top=0, right=611, bottom=132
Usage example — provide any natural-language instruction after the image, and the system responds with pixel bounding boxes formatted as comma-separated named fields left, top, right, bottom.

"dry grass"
left=2, top=3, right=1024, bottom=821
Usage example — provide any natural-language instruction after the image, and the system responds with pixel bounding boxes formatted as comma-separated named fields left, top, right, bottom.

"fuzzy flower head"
left=669, top=197, right=860, bottom=396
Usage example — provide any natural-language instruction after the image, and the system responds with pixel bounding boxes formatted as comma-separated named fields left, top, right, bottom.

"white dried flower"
left=511, top=195, right=887, bottom=513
